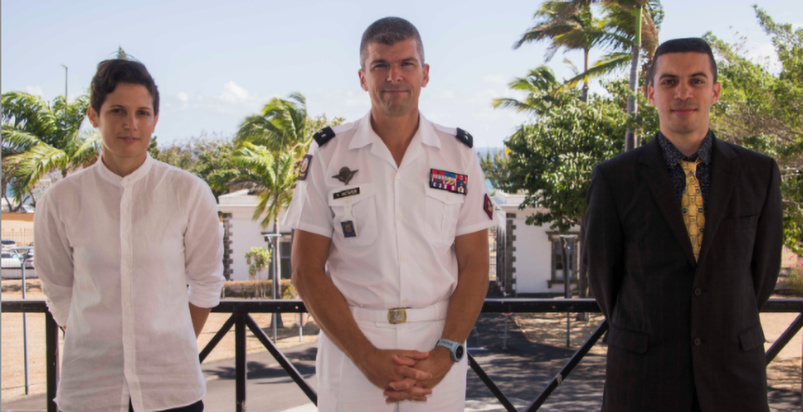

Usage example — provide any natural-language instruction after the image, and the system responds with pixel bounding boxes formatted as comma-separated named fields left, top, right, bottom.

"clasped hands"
left=357, top=347, right=453, bottom=403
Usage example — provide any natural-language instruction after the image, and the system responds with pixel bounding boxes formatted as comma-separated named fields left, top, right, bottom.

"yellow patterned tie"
left=680, top=159, right=705, bottom=261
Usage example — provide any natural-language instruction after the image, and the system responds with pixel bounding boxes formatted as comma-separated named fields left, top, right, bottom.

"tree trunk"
left=270, top=204, right=284, bottom=328
left=625, top=3, right=643, bottom=152
left=576, top=220, right=589, bottom=321
left=581, top=49, right=590, bottom=104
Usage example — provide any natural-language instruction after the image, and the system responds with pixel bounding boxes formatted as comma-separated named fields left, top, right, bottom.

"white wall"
left=511, top=216, right=558, bottom=294
left=218, top=190, right=292, bottom=281
left=228, top=213, right=273, bottom=280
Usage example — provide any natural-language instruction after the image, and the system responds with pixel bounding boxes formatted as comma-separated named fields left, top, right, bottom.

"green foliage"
left=1, top=92, right=99, bottom=204
left=232, top=142, right=298, bottom=229
left=150, top=136, right=240, bottom=200
left=222, top=279, right=297, bottom=299
left=244, top=246, right=271, bottom=297
left=233, top=93, right=343, bottom=230
left=504, top=94, right=627, bottom=233
left=705, top=7, right=803, bottom=253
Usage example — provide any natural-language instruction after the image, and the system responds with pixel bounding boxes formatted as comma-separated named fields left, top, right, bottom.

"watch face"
left=455, top=346, right=464, bottom=359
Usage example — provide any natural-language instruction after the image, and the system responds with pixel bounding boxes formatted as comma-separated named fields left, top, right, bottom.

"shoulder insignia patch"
left=456, top=128, right=473, bottom=148
left=297, top=154, right=312, bottom=181
left=313, top=126, right=336, bottom=147
left=484, top=194, right=493, bottom=219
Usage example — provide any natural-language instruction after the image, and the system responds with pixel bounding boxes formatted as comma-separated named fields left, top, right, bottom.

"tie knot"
left=680, top=158, right=701, bottom=172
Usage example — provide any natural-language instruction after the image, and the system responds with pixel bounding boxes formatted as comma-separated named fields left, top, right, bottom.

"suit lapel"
left=697, top=137, right=739, bottom=264
left=639, top=139, right=696, bottom=266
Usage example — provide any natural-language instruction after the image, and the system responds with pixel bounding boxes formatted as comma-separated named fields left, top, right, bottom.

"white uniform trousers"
left=316, top=306, right=468, bottom=411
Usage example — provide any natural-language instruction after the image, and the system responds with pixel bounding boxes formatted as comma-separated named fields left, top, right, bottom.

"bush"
left=222, top=279, right=297, bottom=299
left=776, top=266, right=803, bottom=297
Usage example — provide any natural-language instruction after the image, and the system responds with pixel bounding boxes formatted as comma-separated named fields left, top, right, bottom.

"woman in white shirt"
left=34, top=59, right=225, bottom=412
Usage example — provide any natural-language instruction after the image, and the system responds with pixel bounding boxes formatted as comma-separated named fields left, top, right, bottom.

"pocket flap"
left=425, top=186, right=466, bottom=205
left=738, top=323, right=765, bottom=351
left=328, top=184, right=374, bottom=206
left=608, top=325, right=649, bottom=354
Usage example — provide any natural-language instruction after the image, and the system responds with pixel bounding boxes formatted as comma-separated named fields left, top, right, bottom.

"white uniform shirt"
left=34, top=155, right=225, bottom=412
left=283, top=112, right=493, bottom=310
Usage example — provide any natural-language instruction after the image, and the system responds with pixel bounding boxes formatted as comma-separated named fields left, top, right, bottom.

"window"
left=548, top=232, right=580, bottom=284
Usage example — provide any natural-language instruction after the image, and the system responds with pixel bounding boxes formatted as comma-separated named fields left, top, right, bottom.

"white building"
left=491, top=191, right=580, bottom=297
left=217, top=189, right=292, bottom=281
left=216, top=187, right=575, bottom=295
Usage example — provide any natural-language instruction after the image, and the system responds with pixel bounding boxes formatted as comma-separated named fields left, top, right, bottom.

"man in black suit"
left=584, top=37, right=783, bottom=411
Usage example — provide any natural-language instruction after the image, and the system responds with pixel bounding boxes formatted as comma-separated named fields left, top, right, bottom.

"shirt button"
left=693, top=288, right=702, bottom=296
left=397, top=214, right=403, bottom=221
left=693, top=338, right=702, bottom=346
left=401, top=255, right=408, bottom=261
left=402, top=298, right=408, bottom=304
left=396, top=174, right=401, bottom=180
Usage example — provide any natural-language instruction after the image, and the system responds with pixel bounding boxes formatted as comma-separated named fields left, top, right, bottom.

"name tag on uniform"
left=333, top=187, right=360, bottom=199
left=430, top=169, right=468, bottom=195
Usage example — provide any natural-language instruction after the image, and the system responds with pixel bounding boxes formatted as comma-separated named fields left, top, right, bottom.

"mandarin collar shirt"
left=283, top=112, right=493, bottom=310
left=657, top=130, right=714, bottom=209
left=34, top=155, right=225, bottom=412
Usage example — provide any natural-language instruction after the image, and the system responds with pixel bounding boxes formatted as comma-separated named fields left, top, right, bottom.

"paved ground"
left=4, top=312, right=801, bottom=412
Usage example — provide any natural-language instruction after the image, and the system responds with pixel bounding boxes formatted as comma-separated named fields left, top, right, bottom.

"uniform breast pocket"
left=328, top=184, right=377, bottom=246
left=424, top=187, right=465, bottom=247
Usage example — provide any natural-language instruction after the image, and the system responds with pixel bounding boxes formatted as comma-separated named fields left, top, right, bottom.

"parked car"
left=1, top=239, right=17, bottom=251
left=1, top=251, right=22, bottom=269
left=24, top=250, right=34, bottom=269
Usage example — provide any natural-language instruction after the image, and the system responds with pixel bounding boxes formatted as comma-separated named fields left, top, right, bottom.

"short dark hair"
left=360, top=17, right=424, bottom=69
left=647, top=37, right=717, bottom=85
left=90, top=59, right=160, bottom=115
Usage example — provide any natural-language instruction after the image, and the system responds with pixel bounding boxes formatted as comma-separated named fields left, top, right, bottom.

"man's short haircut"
left=90, top=59, right=160, bottom=115
left=360, top=17, right=424, bottom=69
left=647, top=37, right=717, bottom=85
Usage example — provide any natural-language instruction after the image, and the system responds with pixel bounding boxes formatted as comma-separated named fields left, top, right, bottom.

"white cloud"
left=483, top=74, right=509, bottom=85
left=218, top=81, right=251, bottom=104
left=25, top=85, right=43, bottom=96
left=177, top=92, right=189, bottom=102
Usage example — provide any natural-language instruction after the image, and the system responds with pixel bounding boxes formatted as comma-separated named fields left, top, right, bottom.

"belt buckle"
left=388, top=308, right=407, bottom=324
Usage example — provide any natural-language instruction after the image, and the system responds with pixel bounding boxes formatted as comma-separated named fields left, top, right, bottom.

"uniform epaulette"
left=456, top=127, right=473, bottom=148
left=313, top=126, right=336, bottom=147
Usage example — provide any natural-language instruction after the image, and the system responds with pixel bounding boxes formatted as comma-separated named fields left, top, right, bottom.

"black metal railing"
left=3, top=298, right=802, bottom=412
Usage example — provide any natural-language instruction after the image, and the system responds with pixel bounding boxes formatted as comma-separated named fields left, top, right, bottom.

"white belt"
left=350, top=301, right=449, bottom=325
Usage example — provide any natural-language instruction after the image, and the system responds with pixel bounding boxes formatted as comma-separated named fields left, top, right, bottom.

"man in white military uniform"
left=284, top=16, right=493, bottom=411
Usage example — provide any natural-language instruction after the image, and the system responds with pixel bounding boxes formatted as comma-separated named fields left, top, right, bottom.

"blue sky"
left=2, top=0, right=800, bottom=149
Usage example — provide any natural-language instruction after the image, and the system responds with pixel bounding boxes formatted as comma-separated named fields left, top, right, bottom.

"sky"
left=2, top=0, right=801, bottom=149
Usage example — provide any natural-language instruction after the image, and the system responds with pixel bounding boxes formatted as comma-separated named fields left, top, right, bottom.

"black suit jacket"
left=584, top=135, right=782, bottom=412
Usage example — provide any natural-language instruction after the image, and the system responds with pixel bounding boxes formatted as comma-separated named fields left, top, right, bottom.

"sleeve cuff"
left=455, top=220, right=494, bottom=237
left=188, top=276, right=225, bottom=308
left=292, top=222, right=332, bottom=239
left=45, top=299, right=71, bottom=327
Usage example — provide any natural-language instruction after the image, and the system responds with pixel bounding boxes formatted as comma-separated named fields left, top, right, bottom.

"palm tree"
left=598, top=0, right=663, bottom=150
left=1, top=92, right=99, bottom=202
left=516, top=0, right=662, bottom=149
left=234, top=93, right=310, bottom=157
left=492, top=65, right=579, bottom=116
left=514, top=0, right=622, bottom=102
left=230, top=142, right=297, bottom=230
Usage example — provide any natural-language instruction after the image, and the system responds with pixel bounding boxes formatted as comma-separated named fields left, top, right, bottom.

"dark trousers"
left=128, top=399, right=203, bottom=412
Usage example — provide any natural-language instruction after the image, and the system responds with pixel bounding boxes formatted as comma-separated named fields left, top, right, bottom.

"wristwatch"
left=436, top=339, right=465, bottom=362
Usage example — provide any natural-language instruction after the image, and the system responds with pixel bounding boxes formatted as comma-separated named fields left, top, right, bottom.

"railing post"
left=45, top=312, right=59, bottom=412
left=235, top=310, right=247, bottom=412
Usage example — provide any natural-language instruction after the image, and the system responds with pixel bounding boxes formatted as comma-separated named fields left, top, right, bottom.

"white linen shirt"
left=283, top=112, right=493, bottom=310
left=34, top=155, right=225, bottom=412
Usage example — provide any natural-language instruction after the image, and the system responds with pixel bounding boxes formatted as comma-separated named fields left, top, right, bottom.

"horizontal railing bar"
left=5, top=298, right=803, bottom=314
